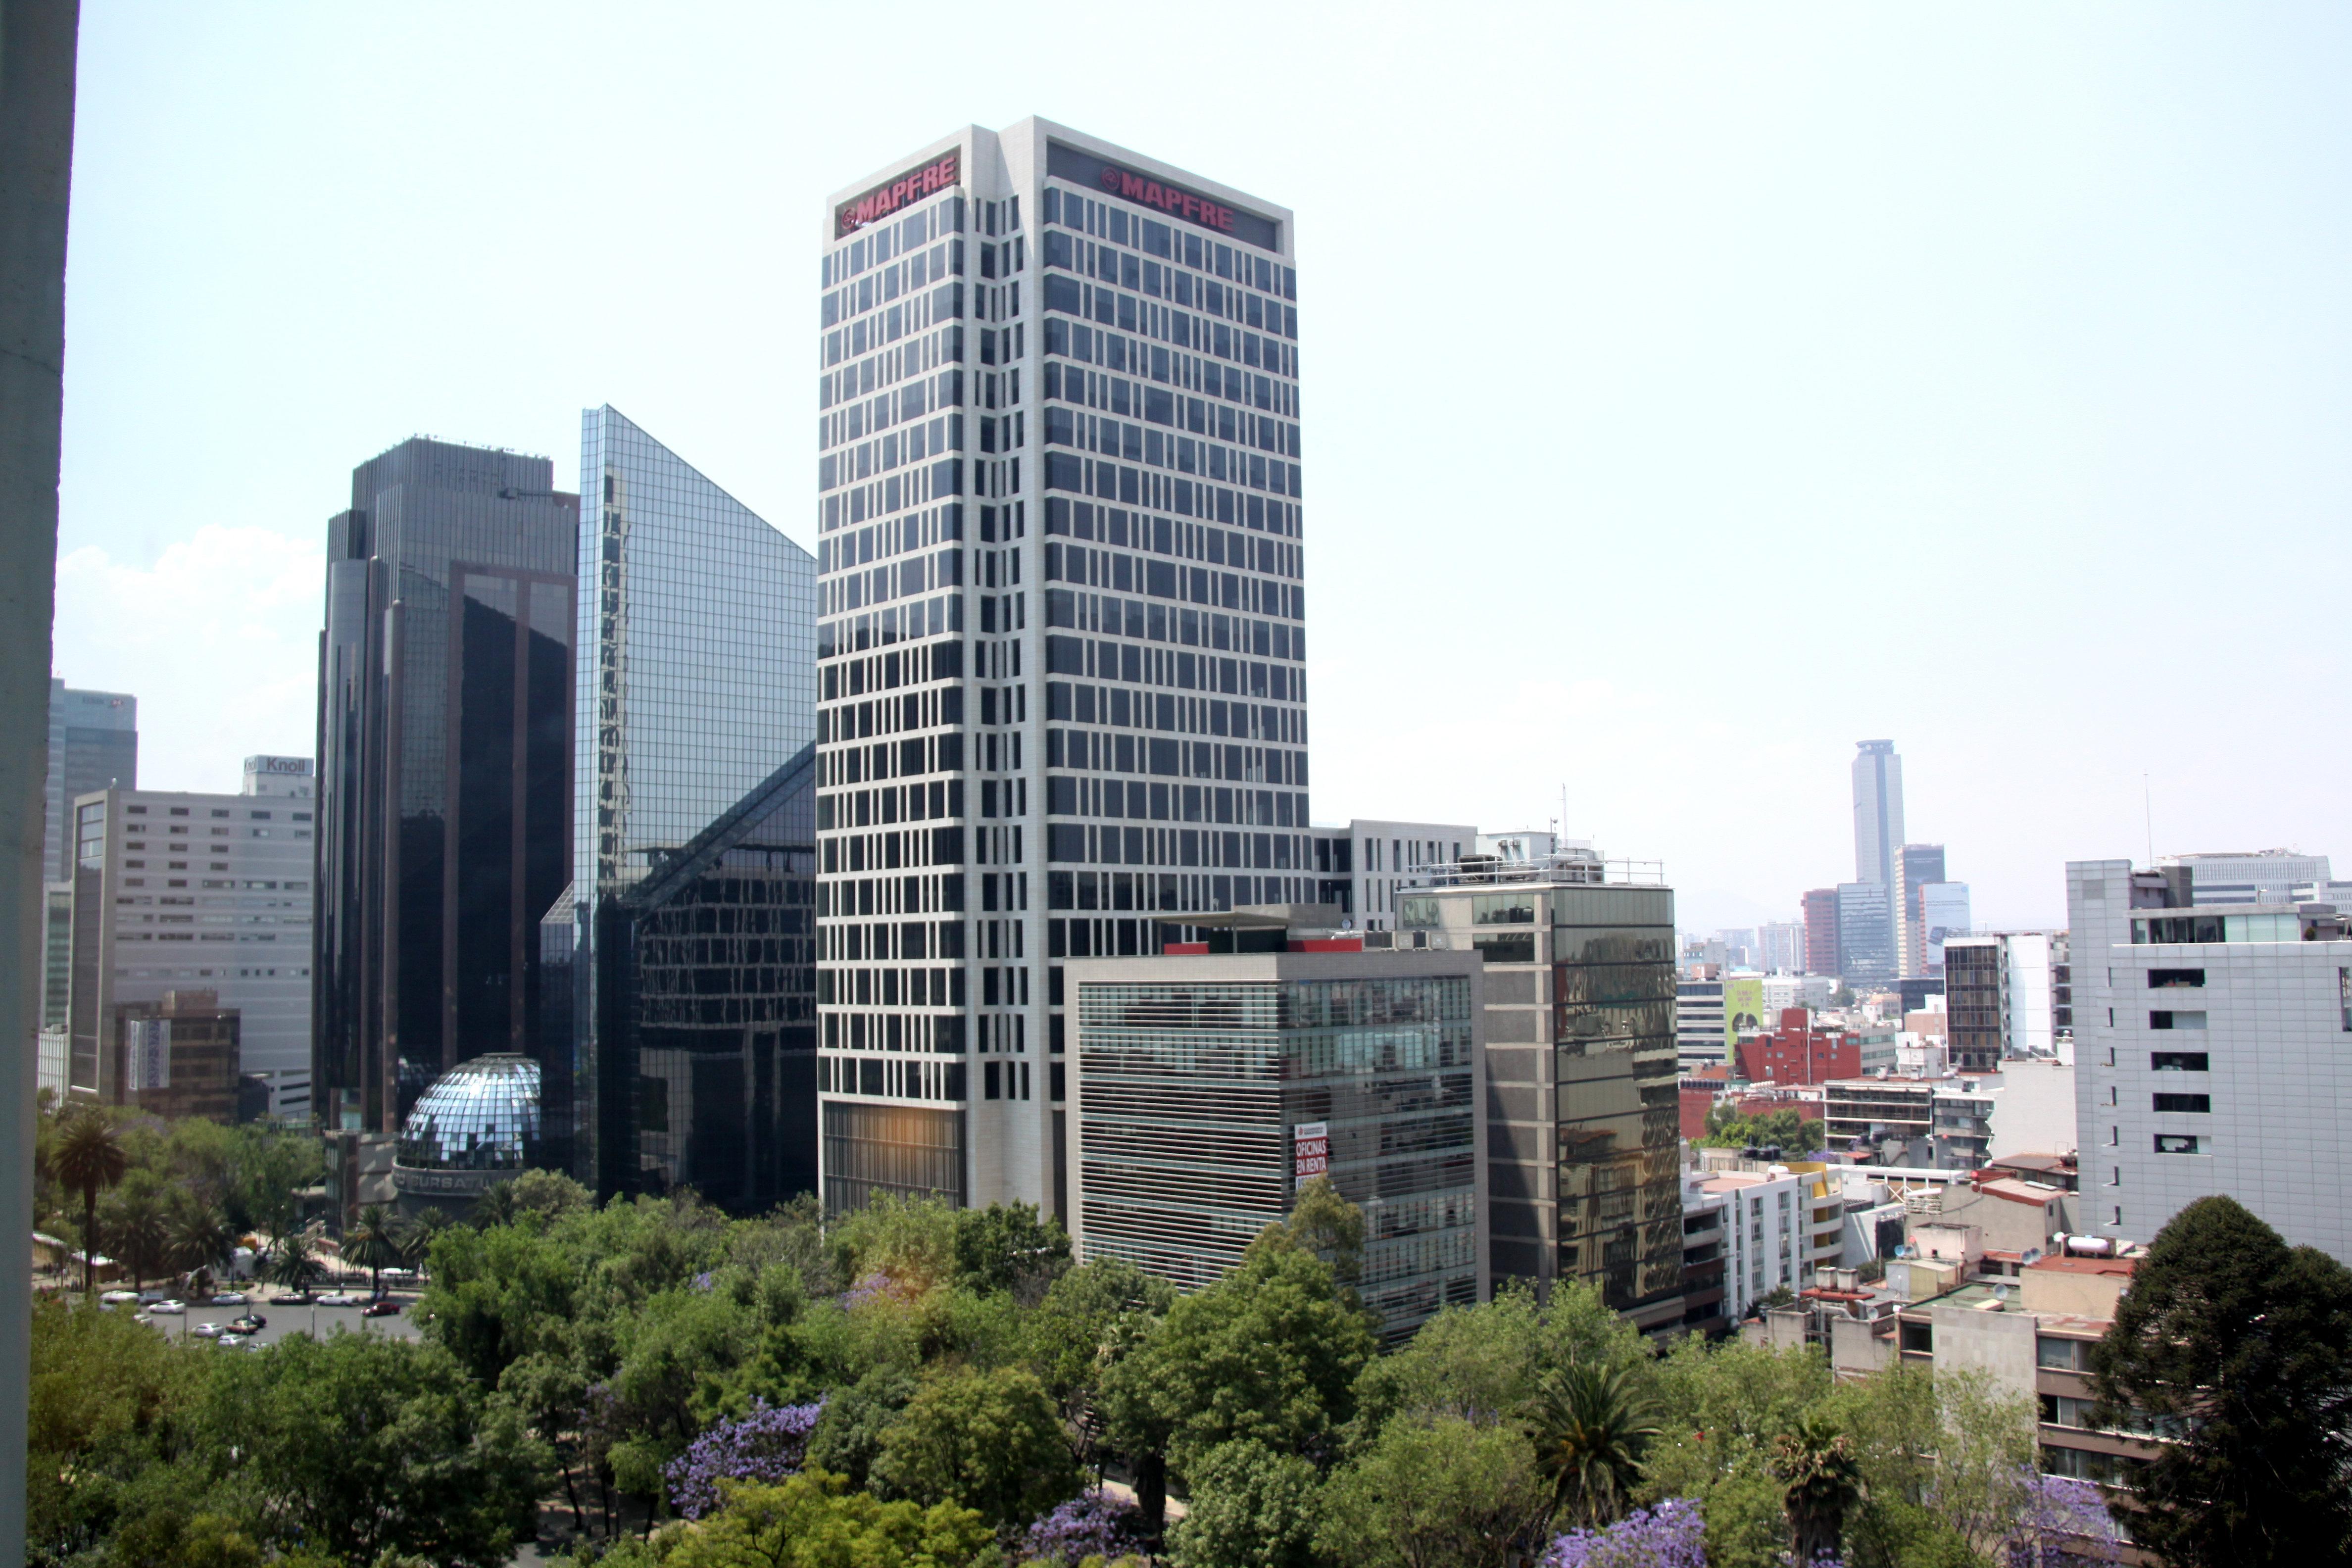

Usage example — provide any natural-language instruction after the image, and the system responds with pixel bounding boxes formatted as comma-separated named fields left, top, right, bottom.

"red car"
left=360, top=1299, right=400, bottom=1318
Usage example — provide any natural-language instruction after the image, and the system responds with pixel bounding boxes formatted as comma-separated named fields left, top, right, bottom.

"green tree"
left=1021, top=1255, right=1176, bottom=1468
left=1768, top=1410, right=1863, bottom=1567
left=345, top=1202, right=405, bottom=1294
left=2088, top=1194, right=2352, bottom=1568
left=52, top=1106, right=130, bottom=1296
left=1346, top=1280, right=1647, bottom=1448
left=870, top=1364, right=1083, bottom=1529
left=167, top=1195, right=238, bottom=1289
left=1167, top=1439, right=1325, bottom=1568
left=1637, top=1336, right=1836, bottom=1568
left=1106, top=1225, right=1377, bottom=1481
left=1316, top=1416, right=1548, bottom=1568
left=1526, top=1361, right=1661, bottom=1527
left=27, top=1296, right=205, bottom=1561
left=103, top=1170, right=173, bottom=1290
left=1282, top=1176, right=1365, bottom=1286
left=951, top=1200, right=1072, bottom=1302
left=804, top=1367, right=918, bottom=1490
left=662, top=1470, right=994, bottom=1568
left=262, top=1229, right=322, bottom=1293
left=194, top=1329, right=550, bottom=1567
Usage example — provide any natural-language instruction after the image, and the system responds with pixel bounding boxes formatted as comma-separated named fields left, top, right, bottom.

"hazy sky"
left=49, top=3, right=2352, bottom=932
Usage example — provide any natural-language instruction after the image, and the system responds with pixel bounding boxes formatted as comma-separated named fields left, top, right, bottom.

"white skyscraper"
left=815, top=121, right=1306, bottom=1216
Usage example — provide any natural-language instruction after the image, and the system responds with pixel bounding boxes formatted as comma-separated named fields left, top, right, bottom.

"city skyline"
left=47, top=6, right=2352, bottom=936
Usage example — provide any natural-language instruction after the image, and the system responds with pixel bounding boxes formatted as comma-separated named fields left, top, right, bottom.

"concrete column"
left=0, top=2, right=81, bottom=1560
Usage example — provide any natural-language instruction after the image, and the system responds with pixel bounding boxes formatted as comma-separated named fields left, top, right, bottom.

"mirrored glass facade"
left=397, top=1052, right=542, bottom=1171
left=570, top=407, right=819, bottom=1208
left=815, top=120, right=1307, bottom=1217
left=314, top=440, right=579, bottom=1138
left=1401, top=879, right=1683, bottom=1330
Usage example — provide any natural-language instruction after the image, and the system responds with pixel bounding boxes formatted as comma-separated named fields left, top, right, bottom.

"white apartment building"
left=1700, top=1163, right=1843, bottom=1318
left=2070, top=857, right=2352, bottom=1264
left=66, top=757, right=316, bottom=1119
left=1311, top=818, right=1478, bottom=931
left=1764, top=972, right=1839, bottom=1016
left=1757, top=921, right=1805, bottom=975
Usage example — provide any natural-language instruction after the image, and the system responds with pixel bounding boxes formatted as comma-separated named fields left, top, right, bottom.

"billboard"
left=1292, top=1121, right=1329, bottom=1181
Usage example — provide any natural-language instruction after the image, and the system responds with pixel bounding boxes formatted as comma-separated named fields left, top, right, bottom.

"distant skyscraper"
left=1836, top=882, right=1896, bottom=988
left=814, top=120, right=1308, bottom=1218
left=1851, top=740, right=1904, bottom=888
left=1801, top=887, right=1840, bottom=976
left=568, top=407, right=819, bottom=1208
left=1895, top=842, right=1946, bottom=978
left=314, top=439, right=580, bottom=1137
left=1919, top=882, right=1971, bottom=977
left=1757, top=920, right=1805, bottom=975
left=45, top=679, right=136, bottom=881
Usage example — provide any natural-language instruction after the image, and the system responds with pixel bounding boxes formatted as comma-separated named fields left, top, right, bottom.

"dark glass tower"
left=314, top=439, right=580, bottom=1138
left=569, top=407, right=818, bottom=1208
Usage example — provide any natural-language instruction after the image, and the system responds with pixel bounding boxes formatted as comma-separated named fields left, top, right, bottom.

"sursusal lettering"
left=1098, top=165, right=1236, bottom=233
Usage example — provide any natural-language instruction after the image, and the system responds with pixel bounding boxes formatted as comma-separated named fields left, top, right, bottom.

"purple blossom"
left=1020, top=1488, right=1141, bottom=1565
left=1544, top=1498, right=1707, bottom=1568
left=840, top=1270, right=897, bottom=1309
left=691, top=1270, right=715, bottom=1292
left=2004, top=1467, right=2121, bottom=1568
left=663, top=1397, right=827, bottom=1520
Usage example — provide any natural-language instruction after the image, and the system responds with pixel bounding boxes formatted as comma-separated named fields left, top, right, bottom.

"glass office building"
left=1068, top=948, right=1484, bottom=1339
left=815, top=118, right=1307, bottom=1216
left=1401, top=870, right=1684, bottom=1331
left=315, top=440, right=579, bottom=1138
left=568, top=406, right=819, bottom=1207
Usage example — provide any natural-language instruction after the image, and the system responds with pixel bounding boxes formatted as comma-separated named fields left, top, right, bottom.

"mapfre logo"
left=1094, top=163, right=1237, bottom=235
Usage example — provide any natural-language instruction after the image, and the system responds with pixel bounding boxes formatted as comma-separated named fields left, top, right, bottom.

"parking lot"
left=127, top=1293, right=423, bottom=1348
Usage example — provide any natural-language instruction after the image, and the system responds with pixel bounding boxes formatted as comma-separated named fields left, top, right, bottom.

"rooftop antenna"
left=2144, top=773, right=2154, bottom=867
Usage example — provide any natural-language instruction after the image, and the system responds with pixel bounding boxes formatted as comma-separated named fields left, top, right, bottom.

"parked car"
left=147, top=1299, right=185, bottom=1315
left=190, top=1322, right=223, bottom=1339
left=270, top=1290, right=315, bottom=1305
left=360, top=1299, right=400, bottom=1319
left=209, top=1291, right=246, bottom=1306
left=317, top=1291, right=362, bottom=1307
left=100, top=1289, right=140, bottom=1306
left=227, top=1314, right=266, bottom=1333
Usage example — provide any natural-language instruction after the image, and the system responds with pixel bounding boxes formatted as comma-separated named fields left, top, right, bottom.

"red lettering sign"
left=1099, top=161, right=1238, bottom=235
left=1293, top=1122, right=1329, bottom=1180
left=836, top=150, right=963, bottom=239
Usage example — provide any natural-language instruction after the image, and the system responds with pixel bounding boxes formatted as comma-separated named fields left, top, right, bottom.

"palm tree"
left=51, top=1108, right=129, bottom=1297
left=167, top=1199, right=237, bottom=1290
left=105, top=1183, right=170, bottom=1291
left=264, top=1229, right=322, bottom=1295
left=1526, top=1361, right=1663, bottom=1528
left=1768, top=1411, right=1863, bottom=1565
left=344, top=1204, right=403, bottom=1295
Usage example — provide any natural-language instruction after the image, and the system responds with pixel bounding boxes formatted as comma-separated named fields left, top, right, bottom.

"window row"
left=1049, top=587, right=1301, bottom=659
left=822, top=240, right=964, bottom=328
left=820, top=367, right=965, bottom=451
left=1042, top=183, right=1292, bottom=295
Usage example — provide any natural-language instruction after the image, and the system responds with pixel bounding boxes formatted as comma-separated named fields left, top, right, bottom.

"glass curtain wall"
left=573, top=406, right=817, bottom=1206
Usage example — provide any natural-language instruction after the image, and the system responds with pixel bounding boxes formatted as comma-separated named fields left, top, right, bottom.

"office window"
left=2153, top=1093, right=2211, bottom=1114
left=2154, top=1134, right=2201, bottom=1155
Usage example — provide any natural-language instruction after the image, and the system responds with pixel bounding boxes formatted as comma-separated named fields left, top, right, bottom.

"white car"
left=147, top=1299, right=185, bottom=1315
left=209, top=1291, right=247, bottom=1306
left=100, top=1289, right=141, bottom=1306
left=190, top=1322, right=223, bottom=1339
left=316, top=1291, right=362, bottom=1307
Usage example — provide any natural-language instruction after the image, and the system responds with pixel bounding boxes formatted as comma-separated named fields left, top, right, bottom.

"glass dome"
left=396, top=1053, right=541, bottom=1172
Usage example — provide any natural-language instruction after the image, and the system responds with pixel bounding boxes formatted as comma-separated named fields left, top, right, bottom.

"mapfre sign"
left=835, top=150, right=962, bottom=238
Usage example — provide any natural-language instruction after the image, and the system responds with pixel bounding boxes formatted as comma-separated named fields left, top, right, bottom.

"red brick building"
left=1735, top=1007, right=1858, bottom=1086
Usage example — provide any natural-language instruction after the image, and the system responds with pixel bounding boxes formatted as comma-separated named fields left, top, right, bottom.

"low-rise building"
left=1679, top=1178, right=1729, bottom=1337
left=117, top=989, right=242, bottom=1123
left=1068, top=911, right=1486, bottom=1340
left=1735, top=1007, right=1859, bottom=1086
